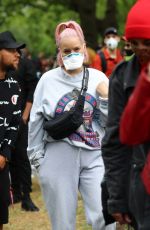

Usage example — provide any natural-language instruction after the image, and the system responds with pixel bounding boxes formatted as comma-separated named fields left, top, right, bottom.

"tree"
left=0, top=0, right=136, bottom=54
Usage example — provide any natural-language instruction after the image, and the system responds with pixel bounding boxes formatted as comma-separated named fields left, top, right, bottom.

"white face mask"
left=62, top=52, right=84, bottom=70
left=105, top=37, right=118, bottom=50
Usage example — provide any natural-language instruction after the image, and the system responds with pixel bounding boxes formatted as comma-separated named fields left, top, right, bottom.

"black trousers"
left=10, top=121, right=32, bottom=196
left=0, top=164, right=10, bottom=224
left=129, top=164, right=150, bottom=230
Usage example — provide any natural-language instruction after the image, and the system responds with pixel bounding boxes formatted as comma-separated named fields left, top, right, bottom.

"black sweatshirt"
left=0, top=71, right=21, bottom=160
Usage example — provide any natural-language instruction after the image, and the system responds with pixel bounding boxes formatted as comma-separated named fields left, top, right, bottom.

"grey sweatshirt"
left=27, top=67, right=108, bottom=168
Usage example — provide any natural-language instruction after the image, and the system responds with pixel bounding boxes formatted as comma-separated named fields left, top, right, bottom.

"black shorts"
left=0, top=164, right=10, bottom=224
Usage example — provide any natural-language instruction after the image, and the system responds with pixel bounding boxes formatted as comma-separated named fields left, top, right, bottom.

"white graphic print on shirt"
left=11, top=95, right=19, bottom=105
left=55, top=89, right=100, bottom=148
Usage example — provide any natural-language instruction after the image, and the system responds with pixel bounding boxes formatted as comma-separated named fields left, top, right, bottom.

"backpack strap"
left=98, top=51, right=107, bottom=73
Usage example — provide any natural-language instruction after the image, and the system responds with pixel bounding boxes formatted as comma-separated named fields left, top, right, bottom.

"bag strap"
left=98, top=51, right=107, bottom=73
left=81, top=67, right=89, bottom=96
left=74, top=67, right=89, bottom=111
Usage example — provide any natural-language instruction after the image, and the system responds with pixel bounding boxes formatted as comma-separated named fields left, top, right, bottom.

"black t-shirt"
left=15, top=57, right=38, bottom=111
left=0, top=71, right=21, bottom=159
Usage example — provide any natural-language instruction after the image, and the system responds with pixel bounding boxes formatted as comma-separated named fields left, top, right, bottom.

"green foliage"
left=0, top=2, right=79, bottom=56
left=0, top=0, right=136, bottom=56
left=96, top=0, right=136, bottom=35
left=96, top=0, right=107, bottom=19
left=117, top=0, right=136, bottom=35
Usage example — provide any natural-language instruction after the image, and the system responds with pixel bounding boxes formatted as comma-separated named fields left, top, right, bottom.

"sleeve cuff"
left=99, top=96, right=108, bottom=101
left=27, top=95, right=33, bottom=103
left=108, top=199, right=129, bottom=214
left=1, top=146, right=11, bottom=160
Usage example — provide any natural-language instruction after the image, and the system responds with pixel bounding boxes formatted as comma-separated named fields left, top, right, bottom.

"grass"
left=4, top=177, right=127, bottom=230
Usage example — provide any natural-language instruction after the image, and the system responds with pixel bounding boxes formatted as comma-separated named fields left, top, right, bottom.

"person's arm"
left=22, top=101, right=32, bottom=124
left=24, top=58, right=38, bottom=103
left=22, top=58, right=38, bottom=124
left=27, top=78, right=46, bottom=169
left=96, top=80, right=108, bottom=128
left=102, top=63, right=132, bottom=225
left=96, top=81, right=108, bottom=99
left=0, top=155, right=7, bottom=170
left=120, top=66, right=150, bottom=145
left=0, top=89, right=21, bottom=163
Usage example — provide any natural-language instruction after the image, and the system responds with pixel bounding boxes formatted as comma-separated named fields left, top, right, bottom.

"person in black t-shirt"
left=9, top=50, right=39, bottom=212
left=0, top=31, right=25, bottom=230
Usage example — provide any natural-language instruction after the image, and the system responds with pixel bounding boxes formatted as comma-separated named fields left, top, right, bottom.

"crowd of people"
left=0, top=0, right=150, bottom=229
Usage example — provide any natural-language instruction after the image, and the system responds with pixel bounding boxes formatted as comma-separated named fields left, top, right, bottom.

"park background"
left=0, top=0, right=136, bottom=56
left=1, top=0, right=136, bottom=229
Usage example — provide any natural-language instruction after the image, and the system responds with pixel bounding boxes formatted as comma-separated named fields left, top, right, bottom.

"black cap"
left=104, top=27, right=118, bottom=36
left=0, top=31, right=26, bottom=50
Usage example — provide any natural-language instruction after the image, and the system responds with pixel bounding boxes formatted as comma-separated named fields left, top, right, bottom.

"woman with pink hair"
left=28, top=20, right=115, bottom=230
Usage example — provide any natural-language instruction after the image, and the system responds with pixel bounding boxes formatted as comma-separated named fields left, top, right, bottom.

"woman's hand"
left=22, top=102, right=32, bottom=124
left=112, top=212, right=132, bottom=225
left=96, top=81, right=108, bottom=98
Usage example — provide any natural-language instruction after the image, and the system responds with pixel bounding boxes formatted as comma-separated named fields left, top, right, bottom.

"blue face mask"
left=62, top=52, right=84, bottom=70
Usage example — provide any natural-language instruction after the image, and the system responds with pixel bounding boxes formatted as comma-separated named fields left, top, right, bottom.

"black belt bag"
left=43, top=67, right=89, bottom=140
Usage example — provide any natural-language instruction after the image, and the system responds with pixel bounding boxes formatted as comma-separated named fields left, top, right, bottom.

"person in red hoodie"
left=120, top=64, right=150, bottom=145
left=120, top=63, right=150, bottom=198
left=90, top=27, right=123, bottom=78
left=102, top=0, right=150, bottom=229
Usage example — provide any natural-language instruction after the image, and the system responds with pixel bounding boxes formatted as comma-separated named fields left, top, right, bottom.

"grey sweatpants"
left=38, top=141, right=116, bottom=230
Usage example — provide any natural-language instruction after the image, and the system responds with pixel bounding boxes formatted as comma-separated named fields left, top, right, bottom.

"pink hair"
left=55, top=20, right=88, bottom=66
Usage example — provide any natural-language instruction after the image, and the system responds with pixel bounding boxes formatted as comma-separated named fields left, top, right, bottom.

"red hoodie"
left=90, top=48, right=123, bottom=78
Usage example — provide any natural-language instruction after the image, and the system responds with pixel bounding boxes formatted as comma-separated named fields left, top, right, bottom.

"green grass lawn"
left=4, top=177, right=127, bottom=230
left=4, top=177, right=92, bottom=230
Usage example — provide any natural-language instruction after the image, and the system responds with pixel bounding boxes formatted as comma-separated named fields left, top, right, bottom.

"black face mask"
left=124, top=49, right=134, bottom=56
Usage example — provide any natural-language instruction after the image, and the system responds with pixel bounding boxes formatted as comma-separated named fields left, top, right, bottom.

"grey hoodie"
left=27, top=67, right=108, bottom=168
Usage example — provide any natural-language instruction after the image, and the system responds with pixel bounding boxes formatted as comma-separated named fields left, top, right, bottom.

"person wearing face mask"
left=91, top=27, right=123, bottom=78
left=0, top=31, right=25, bottom=230
left=102, top=0, right=150, bottom=229
left=27, top=20, right=116, bottom=230
left=121, top=36, right=134, bottom=61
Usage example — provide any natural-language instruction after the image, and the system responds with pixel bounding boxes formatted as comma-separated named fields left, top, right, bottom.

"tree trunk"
left=73, top=0, right=118, bottom=49
left=97, top=0, right=118, bottom=37
left=78, top=0, right=97, bottom=49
